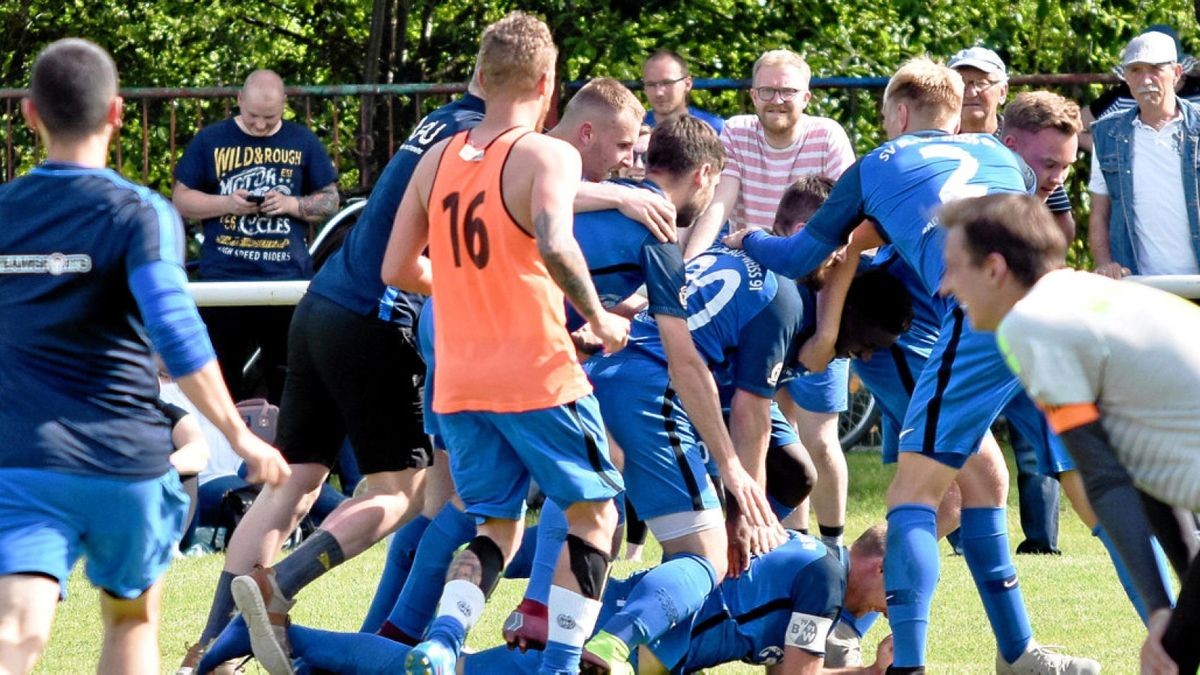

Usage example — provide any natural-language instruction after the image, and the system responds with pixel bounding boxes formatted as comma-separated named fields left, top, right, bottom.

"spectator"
left=172, top=69, right=339, bottom=402
left=1080, top=25, right=1200, bottom=152
left=686, top=48, right=856, bottom=554
left=949, top=47, right=1076, bottom=239
left=641, top=49, right=724, bottom=133
left=1089, top=31, right=1200, bottom=278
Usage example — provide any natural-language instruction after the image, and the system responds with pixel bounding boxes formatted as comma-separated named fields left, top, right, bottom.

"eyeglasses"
left=962, top=78, right=1003, bottom=94
left=753, top=86, right=804, bottom=102
left=643, top=76, right=687, bottom=90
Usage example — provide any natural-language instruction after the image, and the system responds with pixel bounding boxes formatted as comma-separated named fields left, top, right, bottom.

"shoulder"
left=801, top=114, right=850, bottom=137
left=513, top=133, right=581, bottom=169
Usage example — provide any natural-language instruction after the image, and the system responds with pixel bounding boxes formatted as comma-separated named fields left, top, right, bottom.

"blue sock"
left=198, top=614, right=250, bottom=672
left=884, top=504, right=939, bottom=668
left=288, top=624, right=410, bottom=673
left=462, top=645, right=541, bottom=675
left=602, top=551, right=717, bottom=646
left=960, top=507, right=1032, bottom=664
left=525, top=500, right=568, bottom=605
left=360, top=514, right=431, bottom=632
left=425, top=615, right=467, bottom=654
left=505, top=525, right=539, bottom=580
left=839, top=607, right=880, bottom=637
left=1092, top=524, right=1173, bottom=625
left=386, top=503, right=476, bottom=638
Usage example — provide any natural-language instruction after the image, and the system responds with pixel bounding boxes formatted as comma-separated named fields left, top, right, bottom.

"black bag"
left=211, top=484, right=261, bottom=551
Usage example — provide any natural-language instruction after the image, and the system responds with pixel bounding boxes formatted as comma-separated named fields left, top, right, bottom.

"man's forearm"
left=174, top=361, right=254, bottom=450
left=661, top=323, right=740, bottom=474
left=172, top=183, right=232, bottom=220
left=297, top=183, right=340, bottom=223
left=1087, top=194, right=1114, bottom=265
left=536, top=210, right=605, bottom=321
left=728, top=390, right=772, bottom=485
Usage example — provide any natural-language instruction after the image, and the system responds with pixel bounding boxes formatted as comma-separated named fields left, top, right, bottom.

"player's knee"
left=463, top=535, right=506, bottom=597
left=766, top=442, right=817, bottom=509
left=565, top=498, right=618, bottom=536
left=565, top=534, right=612, bottom=600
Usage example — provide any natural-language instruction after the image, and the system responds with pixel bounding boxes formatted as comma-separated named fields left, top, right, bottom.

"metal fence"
left=0, top=73, right=1118, bottom=194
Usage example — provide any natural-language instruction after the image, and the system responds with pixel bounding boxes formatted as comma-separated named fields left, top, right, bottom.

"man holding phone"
left=173, top=70, right=338, bottom=402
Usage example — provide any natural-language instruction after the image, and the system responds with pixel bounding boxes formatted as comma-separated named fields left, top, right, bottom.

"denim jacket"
left=1091, top=97, right=1200, bottom=274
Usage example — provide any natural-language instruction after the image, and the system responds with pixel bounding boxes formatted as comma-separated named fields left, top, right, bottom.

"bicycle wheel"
left=838, top=372, right=880, bottom=450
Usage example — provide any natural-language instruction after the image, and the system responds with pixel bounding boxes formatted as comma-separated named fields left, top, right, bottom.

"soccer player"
left=939, top=193, right=1200, bottom=675
left=0, top=38, right=289, bottom=673
left=252, top=526, right=895, bottom=675
left=725, top=58, right=1099, bottom=674
left=380, top=12, right=629, bottom=675
left=579, top=240, right=911, bottom=672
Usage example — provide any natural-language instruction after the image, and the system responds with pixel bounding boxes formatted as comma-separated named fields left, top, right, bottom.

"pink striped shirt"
left=721, top=113, right=855, bottom=231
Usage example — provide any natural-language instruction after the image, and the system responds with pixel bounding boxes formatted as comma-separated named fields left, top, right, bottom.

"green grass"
left=34, top=450, right=1146, bottom=673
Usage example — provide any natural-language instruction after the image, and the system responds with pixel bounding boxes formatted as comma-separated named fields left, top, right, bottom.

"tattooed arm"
left=261, top=182, right=339, bottom=224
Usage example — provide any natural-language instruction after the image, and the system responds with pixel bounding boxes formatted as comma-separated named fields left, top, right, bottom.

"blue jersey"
left=654, top=532, right=844, bottom=671
left=309, top=94, right=485, bottom=326
left=744, top=131, right=1025, bottom=313
left=569, top=179, right=687, bottom=331
left=626, top=246, right=804, bottom=398
left=645, top=106, right=725, bottom=135
left=174, top=119, right=337, bottom=281
left=0, top=164, right=193, bottom=478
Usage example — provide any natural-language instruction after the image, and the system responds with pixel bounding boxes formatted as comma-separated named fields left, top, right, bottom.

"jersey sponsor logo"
left=0, top=253, right=92, bottom=275
left=784, top=612, right=832, bottom=650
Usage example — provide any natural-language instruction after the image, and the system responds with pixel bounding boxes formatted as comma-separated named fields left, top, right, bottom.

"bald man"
left=173, top=69, right=339, bottom=402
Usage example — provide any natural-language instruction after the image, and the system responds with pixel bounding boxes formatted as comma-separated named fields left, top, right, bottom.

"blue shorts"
left=1002, top=391, right=1076, bottom=475
left=853, top=343, right=928, bottom=465
left=438, top=396, right=623, bottom=522
left=782, top=357, right=850, bottom=414
left=587, top=354, right=722, bottom=521
left=0, top=468, right=187, bottom=599
left=899, top=308, right=1024, bottom=468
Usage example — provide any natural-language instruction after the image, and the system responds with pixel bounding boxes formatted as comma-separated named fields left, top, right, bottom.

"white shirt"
left=1089, top=111, right=1198, bottom=274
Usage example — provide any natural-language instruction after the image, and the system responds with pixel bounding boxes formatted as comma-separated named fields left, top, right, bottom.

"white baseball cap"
left=1122, top=31, right=1178, bottom=66
left=948, top=47, right=1007, bottom=79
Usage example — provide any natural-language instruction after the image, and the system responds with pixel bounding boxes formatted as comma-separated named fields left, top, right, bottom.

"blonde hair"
left=752, top=49, right=811, bottom=87
left=1002, top=91, right=1083, bottom=136
left=884, top=57, right=963, bottom=125
left=851, top=522, right=887, bottom=559
left=563, top=77, right=644, bottom=127
left=477, top=11, right=557, bottom=98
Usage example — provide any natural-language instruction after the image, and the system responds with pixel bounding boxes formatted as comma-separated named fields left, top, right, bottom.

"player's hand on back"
left=589, top=311, right=630, bottom=354
left=235, top=432, right=292, bottom=487
left=721, top=225, right=764, bottom=250
left=870, top=634, right=895, bottom=674
left=617, top=187, right=677, bottom=243
left=722, top=464, right=786, bottom=556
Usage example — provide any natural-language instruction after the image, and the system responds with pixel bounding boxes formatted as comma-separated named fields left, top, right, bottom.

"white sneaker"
left=824, top=620, right=863, bottom=668
left=995, top=641, right=1100, bottom=674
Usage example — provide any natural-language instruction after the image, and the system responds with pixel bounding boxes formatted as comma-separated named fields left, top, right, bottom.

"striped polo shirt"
left=720, top=113, right=855, bottom=231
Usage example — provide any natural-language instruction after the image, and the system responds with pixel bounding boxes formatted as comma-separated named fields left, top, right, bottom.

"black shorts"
left=276, top=292, right=432, bottom=474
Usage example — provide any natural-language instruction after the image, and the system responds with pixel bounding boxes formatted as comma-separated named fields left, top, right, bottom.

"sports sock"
left=199, top=570, right=238, bottom=644
left=288, top=624, right=411, bottom=673
left=1093, top=524, right=1172, bottom=625
left=360, top=514, right=431, bottom=632
left=386, top=502, right=476, bottom=638
left=541, top=585, right=604, bottom=674
left=504, top=524, right=540, bottom=580
left=959, top=507, right=1032, bottom=664
left=819, top=523, right=845, bottom=550
left=601, top=551, right=717, bottom=646
left=197, top=614, right=250, bottom=671
left=526, top=500, right=569, bottom=605
left=425, top=579, right=485, bottom=655
left=840, top=607, right=880, bottom=637
left=884, top=504, right=939, bottom=668
left=273, top=528, right=346, bottom=599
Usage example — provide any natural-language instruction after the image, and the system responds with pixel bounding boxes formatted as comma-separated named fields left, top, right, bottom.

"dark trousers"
left=1142, top=492, right=1200, bottom=673
left=199, top=305, right=295, bottom=404
left=1009, top=420, right=1060, bottom=549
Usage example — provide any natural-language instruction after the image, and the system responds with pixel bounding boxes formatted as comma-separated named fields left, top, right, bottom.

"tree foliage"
left=1, top=0, right=1196, bottom=260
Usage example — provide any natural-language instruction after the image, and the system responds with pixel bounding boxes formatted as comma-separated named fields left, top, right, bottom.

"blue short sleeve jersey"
left=627, top=246, right=804, bottom=398
left=174, top=119, right=338, bottom=281
left=568, top=179, right=687, bottom=331
left=645, top=106, right=725, bottom=135
left=0, top=163, right=198, bottom=478
left=659, top=532, right=845, bottom=671
left=744, top=131, right=1026, bottom=306
left=310, top=94, right=485, bottom=326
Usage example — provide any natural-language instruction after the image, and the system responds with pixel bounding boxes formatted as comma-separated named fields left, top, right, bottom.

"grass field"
left=33, top=449, right=1147, bottom=673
